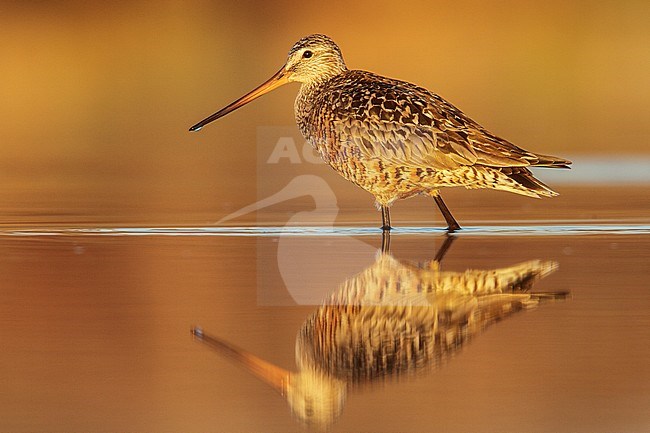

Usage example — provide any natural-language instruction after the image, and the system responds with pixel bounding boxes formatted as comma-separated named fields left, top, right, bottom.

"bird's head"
left=283, top=34, right=347, bottom=84
left=189, top=34, right=346, bottom=131
left=191, top=327, right=346, bottom=428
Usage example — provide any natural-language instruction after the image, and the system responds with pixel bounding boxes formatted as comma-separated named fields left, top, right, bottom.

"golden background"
left=1, top=4, right=649, bottom=431
left=1, top=0, right=648, bottom=221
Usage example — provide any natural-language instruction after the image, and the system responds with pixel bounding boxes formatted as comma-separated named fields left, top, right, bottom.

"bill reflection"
left=192, top=236, right=567, bottom=428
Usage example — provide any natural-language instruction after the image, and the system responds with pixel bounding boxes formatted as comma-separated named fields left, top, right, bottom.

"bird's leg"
left=380, top=229, right=391, bottom=253
left=433, top=235, right=456, bottom=263
left=432, top=194, right=461, bottom=232
left=380, top=205, right=392, bottom=231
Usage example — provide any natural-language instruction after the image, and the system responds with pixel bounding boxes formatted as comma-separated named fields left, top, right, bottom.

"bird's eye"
left=302, top=50, right=313, bottom=59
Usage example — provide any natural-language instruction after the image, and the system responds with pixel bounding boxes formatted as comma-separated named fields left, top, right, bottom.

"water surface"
left=0, top=188, right=648, bottom=433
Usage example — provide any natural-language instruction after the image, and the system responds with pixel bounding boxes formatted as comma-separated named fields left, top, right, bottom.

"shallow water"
left=1, top=187, right=649, bottom=433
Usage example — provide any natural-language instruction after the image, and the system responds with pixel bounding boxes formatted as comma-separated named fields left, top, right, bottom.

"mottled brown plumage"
left=298, top=254, right=561, bottom=385
left=191, top=34, right=571, bottom=231
left=191, top=241, right=566, bottom=427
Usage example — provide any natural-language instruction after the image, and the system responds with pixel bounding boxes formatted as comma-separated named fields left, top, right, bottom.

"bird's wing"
left=319, top=71, right=562, bottom=170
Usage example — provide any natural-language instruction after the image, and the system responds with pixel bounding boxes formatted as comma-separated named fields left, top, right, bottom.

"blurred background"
left=1, top=0, right=649, bottom=225
left=1, top=4, right=649, bottom=431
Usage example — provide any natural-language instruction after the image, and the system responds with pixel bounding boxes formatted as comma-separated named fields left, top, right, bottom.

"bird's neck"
left=294, top=78, right=328, bottom=145
left=300, top=70, right=339, bottom=92
left=296, top=80, right=320, bottom=110
left=296, top=70, right=346, bottom=109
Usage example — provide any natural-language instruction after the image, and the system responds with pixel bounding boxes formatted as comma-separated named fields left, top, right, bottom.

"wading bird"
left=190, top=34, right=571, bottom=231
left=191, top=238, right=567, bottom=427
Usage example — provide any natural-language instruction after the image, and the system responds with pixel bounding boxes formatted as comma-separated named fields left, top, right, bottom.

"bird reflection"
left=192, top=235, right=567, bottom=427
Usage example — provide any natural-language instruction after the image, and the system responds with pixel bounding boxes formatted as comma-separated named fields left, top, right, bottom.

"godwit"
left=190, top=34, right=571, bottom=231
left=191, top=242, right=566, bottom=426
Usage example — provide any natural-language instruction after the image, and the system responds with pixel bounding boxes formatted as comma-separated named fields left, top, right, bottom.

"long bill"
left=189, top=67, right=289, bottom=132
left=191, top=327, right=291, bottom=396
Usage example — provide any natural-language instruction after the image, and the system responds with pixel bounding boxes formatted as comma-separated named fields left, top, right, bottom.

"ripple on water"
left=1, top=224, right=650, bottom=237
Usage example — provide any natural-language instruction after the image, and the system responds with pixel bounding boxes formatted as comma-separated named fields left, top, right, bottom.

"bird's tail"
left=533, top=153, right=572, bottom=169
left=499, top=166, right=559, bottom=198
left=505, top=153, right=571, bottom=197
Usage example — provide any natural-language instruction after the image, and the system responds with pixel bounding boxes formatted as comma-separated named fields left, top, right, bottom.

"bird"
left=189, top=34, right=572, bottom=232
left=191, top=239, right=567, bottom=427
